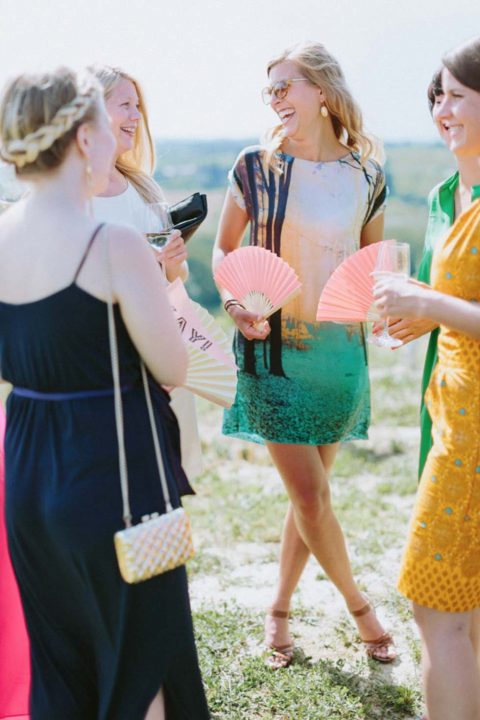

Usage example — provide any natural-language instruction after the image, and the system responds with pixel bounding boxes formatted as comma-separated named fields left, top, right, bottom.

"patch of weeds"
left=186, top=471, right=289, bottom=547
left=377, top=475, right=417, bottom=497
left=188, top=549, right=229, bottom=578
left=194, top=605, right=420, bottom=719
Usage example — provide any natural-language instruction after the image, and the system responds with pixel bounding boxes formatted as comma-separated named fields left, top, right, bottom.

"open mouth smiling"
left=277, top=108, right=296, bottom=125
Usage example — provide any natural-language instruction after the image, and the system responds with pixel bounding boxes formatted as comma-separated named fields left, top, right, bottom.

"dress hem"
left=397, top=582, right=480, bottom=614
left=222, top=428, right=369, bottom=446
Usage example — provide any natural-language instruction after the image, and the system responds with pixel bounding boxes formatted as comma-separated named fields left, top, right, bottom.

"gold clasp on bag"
left=141, top=512, right=160, bottom=522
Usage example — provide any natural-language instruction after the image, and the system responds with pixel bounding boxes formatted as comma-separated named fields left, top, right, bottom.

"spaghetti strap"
left=72, top=223, right=106, bottom=283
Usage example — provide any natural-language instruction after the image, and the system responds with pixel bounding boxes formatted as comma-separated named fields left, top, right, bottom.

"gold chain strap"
left=105, top=229, right=173, bottom=529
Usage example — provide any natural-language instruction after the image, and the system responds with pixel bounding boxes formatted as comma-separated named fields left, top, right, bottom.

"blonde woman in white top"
left=92, top=65, right=202, bottom=481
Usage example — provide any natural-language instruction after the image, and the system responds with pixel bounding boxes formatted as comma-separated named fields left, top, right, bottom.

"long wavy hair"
left=90, top=65, right=163, bottom=203
left=263, top=42, right=382, bottom=170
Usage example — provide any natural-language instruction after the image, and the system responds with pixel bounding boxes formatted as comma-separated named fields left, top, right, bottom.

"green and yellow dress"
left=398, top=200, right=480, bottom=612
left=223, top=146, right=386, bottom=445
left=417, top=173, right=480, bottom=476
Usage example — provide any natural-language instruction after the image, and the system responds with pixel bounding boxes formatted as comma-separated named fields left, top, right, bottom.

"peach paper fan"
left=166, top=279, right=237, bottom=408
left=214, top=246, right=301, bottom=317
left=316, top=241, right=395, bottom=323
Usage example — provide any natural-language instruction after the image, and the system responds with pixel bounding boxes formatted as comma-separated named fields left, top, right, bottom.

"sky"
left=0, top=0, right=477, bottom=143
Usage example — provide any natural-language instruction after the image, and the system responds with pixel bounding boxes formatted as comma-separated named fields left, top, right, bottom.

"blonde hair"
left=264, top=42, right=382, bottom=169
left=0, top=68, right=101, bottom=175
left=90, top=65, right=163, bottom=203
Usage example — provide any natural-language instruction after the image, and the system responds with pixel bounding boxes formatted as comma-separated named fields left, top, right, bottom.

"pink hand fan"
left=214, top=246, right=301, bottom=318
left=166, top=279, right=237, bottom=408
left=316, top=240, right=395, bottom=323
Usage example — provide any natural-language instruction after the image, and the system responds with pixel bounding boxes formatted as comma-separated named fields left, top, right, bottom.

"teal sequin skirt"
left=223, top=321, right=370, bottom=445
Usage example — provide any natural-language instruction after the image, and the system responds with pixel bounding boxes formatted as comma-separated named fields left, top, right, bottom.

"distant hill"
left=0, top=140, right=455, bottom=311
left=155, top=138, right=454, bottom=199
left=154, top=140, right=455, bottom=308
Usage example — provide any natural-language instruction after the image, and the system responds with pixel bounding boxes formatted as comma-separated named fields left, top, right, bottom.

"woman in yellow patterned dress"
left=373, top=36, right=480, bottom=720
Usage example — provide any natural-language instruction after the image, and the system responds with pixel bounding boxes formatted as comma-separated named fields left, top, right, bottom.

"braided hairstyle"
left=0, top=68, right=101, bottom=175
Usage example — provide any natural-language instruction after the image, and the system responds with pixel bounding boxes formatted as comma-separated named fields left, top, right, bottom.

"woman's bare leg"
left=265, top=444, right=338, bottom=649
left=414, top=604, right=480, bottom=720
left=469, top=608, right=480, bottom=672
left=145, top=689, right=166, bottom=720
left=265, top=442, right=390, bottom=651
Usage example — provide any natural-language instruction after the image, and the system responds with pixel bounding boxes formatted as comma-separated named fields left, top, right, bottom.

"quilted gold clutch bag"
left=114, top=507, right=194, bottom=584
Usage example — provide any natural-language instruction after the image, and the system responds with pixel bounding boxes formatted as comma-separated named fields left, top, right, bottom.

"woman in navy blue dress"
left=0, top=69, right=209, bottom=720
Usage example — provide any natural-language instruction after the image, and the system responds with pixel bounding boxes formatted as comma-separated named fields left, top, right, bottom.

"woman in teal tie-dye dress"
left=213, top=41, right=396, bottom=668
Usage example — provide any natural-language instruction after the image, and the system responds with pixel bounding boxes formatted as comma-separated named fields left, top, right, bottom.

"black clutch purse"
left=169, top=192, right=208, bottom=242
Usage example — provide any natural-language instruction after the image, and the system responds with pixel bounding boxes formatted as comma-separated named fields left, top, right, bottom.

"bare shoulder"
left=102, top=222, right=144, bottom=247
left=101, top=223, right=151, bottom=264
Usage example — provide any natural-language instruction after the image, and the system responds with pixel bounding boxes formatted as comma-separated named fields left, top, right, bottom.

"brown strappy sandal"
left=265, top=609, right=294, bottom=670
left=350, top=599, right=396, bottom=663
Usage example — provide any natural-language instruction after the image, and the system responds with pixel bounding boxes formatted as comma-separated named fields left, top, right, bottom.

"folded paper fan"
left=166, top=279, right=237, bottom=408
left=214, top=246, right=301, bottom=318
left=316, top=241, right=394, bottom=323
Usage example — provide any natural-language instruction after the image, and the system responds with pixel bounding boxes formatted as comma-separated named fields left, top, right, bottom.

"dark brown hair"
left=443, top=36, right=480, bottom=93
left=427, top=69, right=443, bottom=114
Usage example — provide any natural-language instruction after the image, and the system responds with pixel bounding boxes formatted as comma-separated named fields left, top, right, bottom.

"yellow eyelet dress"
left=398, top=200, right=480, bottom=612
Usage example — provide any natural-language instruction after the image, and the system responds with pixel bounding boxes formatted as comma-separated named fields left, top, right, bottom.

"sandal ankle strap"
left=268, top=609, right=291, bottom=619
left=349, top=601, right=372, bottom=618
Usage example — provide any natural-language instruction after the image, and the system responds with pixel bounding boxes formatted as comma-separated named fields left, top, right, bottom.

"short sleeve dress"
left=417, top=174, right=480, bottom=477
left=398, top=200, right=480, bottom=612
left=223, top=147, right=386, bottom=445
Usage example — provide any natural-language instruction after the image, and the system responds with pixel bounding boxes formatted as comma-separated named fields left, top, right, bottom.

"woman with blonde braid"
left=213, top=41, right=395, bottom=668
left=0, top=68, right=209, bottom=720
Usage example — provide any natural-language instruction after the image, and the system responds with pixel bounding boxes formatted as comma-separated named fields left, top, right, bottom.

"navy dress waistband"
left=12, top=386, right=133, bottom=401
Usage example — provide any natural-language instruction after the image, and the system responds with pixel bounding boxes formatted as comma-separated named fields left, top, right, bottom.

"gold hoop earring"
left=321, top=105, right=329, bottom=118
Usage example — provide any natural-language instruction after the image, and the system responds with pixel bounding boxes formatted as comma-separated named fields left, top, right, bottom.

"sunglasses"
left=261, top=78, right=308, bottom=105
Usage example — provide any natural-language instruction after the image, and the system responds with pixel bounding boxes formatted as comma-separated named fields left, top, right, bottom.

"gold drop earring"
left=86, top=160, right=93, bottom=217
left=320, top=105, right=329, bottom=118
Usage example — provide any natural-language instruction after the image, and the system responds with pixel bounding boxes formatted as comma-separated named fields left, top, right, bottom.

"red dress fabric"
left=0, top=404, right=30, bottom=720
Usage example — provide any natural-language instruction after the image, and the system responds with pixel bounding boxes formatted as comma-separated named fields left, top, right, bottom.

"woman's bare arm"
left=108, top=226, right=188, bottom=387
left=212, top=190, right=270, bottom=341
left=360, top=213, right=384, bottom=248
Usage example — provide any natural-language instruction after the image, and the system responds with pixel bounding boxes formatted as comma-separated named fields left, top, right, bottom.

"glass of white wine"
left=367, top=240, right=411, bottom=349
left=144, top=202, right=174, bottom=250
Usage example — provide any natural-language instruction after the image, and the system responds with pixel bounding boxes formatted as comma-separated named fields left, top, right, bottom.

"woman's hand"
left=228, top=305, right=271, bottom=341
left=371, top=316, right=438, bottom=345
left=372, top=274, right=433, bottom=320
left=154, top=230, right=188, bottom=281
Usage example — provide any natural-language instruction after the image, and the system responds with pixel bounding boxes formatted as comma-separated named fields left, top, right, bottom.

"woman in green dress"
left=213, top=41, right=395, bottom=668
left=381, top=68, right=480, bottom=478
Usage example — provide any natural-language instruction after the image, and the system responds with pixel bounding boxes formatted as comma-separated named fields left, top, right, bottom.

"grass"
left=185, top=336, right=427, bottom=719
left=194, top=606, right=421, bottom=720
